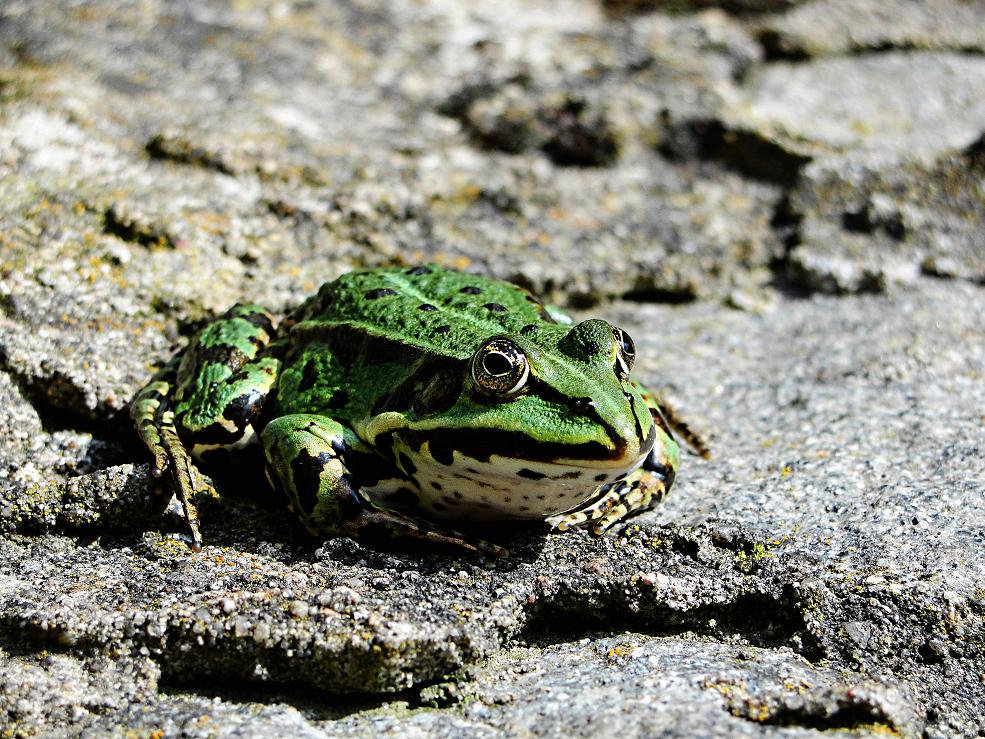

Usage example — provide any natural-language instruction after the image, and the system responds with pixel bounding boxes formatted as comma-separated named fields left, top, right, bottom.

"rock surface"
left=1, top=1, right=983, bottom=737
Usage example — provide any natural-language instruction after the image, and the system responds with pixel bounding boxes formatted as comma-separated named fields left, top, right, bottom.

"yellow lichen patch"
left=606, top=643, right=638, bottom=659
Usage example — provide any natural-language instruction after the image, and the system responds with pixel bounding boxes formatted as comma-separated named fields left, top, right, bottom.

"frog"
left=132, top=265, right=706, bottom=556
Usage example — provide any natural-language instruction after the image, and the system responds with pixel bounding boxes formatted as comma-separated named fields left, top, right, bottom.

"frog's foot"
left=131, top=359, right=206, bottom=550
left=546, top=472, right=670, bottom=536
left=652, top=395, right=710, bottom=460
left=157, top=424, right=208, bottom=551
left=262, top=414, right=506, bottom=558
left=336, top=507, right=507, bottom=558
left=131, top=359, right=181, bottom=477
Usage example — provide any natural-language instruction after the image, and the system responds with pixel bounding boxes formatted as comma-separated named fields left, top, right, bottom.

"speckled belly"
left=364, top=438, right=647, bottom=522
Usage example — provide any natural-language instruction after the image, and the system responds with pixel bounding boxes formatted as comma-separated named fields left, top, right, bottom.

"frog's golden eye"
left=471, top=339, right=529, bottom=397
left=612, top=327, right=635, bottom=379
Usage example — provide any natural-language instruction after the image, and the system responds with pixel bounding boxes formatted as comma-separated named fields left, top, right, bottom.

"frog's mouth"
left=368, top=423, right=656, bottom=521
left=397, top=419, right=656, bottom=472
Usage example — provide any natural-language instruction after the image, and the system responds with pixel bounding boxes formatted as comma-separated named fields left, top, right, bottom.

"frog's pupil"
left=612, top=328, right=632, bottom=356
left=612, top=327, right=636, bottom=378
left=483, top=352, right=513, bottom=376
left=621, top=334, right=635, bottom=359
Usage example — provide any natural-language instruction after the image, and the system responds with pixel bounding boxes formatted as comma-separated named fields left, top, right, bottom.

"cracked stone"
left=759, top=0, right=985, bottom=59
left=786, top=142, right=985, bottom=292
left=732, top=52, right=985, bottom=158
left=1, top=0, right=984, bottom=736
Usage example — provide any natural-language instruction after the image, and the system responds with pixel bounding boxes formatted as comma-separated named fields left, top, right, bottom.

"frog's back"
left=273, top=266, right=557, bottom=422
left=300, top=265, right=553, bottom=359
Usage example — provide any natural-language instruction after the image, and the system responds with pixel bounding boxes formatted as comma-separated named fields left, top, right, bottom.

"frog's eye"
left=612, top=327, right=635, bottom=379
left=471, top=339, right=529, bottom=397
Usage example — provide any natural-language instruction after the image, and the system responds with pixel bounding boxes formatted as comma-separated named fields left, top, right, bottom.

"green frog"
left=132, top=265, right=703, bottom=555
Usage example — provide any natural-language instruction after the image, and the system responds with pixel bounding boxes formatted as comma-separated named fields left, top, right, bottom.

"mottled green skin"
left=132, top=265, right=682, bottom=555
left=277, top=268, right=656, bottom=457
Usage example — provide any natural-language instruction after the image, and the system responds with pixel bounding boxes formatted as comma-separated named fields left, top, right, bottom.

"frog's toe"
left=155, top=426, right=207, bottom=550
left=591, top=491, right=642, bottom=534
left=595, top=475, right=670, bottom=534
left=548, top=474, right=671, bottom=536
left=339, top=508, right=507, bottom=558
left=546, top=485, right=622, bottom=532
left=150, top=454, right=167, bottom=477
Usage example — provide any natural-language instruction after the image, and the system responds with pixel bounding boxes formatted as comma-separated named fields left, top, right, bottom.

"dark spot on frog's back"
left=460, top=286, right=482, bottom=295
left=365, top=288, right=398, bottom=300
left=484, top=303, right=507, bottom=312
left=198, top=344, right=251, bottom=371
left=242, top=310, right=275, bottom=335
left=326, top=389, right=349, bottom=410
left=520, top=324, right=538, bottom=335
left=222, top=389, right=266, bottom=429
left=298, top=359, right=318, bottom=392
left=435, top=325, right=451, bottom=334
left=388, top=487, right=420, bottom=510
left=418, top=303, right=437, bottom=311
left=406, top=266, right=432, bottom=276
left=290, top=449, right=333, bottom=514
left=398, top=452, right=417, bottom=477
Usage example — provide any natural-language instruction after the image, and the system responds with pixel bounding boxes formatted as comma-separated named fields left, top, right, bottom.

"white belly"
left=364, top=438, right=644, bottom=522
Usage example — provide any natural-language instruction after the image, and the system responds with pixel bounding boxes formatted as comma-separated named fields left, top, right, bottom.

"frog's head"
left=372, top=319, right=680, bottom=520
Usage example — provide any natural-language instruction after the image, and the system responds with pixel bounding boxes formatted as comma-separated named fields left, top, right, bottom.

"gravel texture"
left=1, top=1, right=983, bottom=737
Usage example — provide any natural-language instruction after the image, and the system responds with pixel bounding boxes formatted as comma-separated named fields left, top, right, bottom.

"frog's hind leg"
left=131, top=303, right=280, bottom=550
left=643, top=386, right=711, bottom=460
left=131, top=357, right=208, bottom=550
left=262, top=414, right=506, bottom=557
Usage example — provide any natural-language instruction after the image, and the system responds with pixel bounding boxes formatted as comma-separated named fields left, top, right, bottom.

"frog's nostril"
left=572, top=397, right=595, bottom=412
left=558, top=319, right=613, bottom=360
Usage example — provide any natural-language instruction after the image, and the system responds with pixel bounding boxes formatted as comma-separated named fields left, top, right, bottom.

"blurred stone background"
left=0, top=1, right=983, bottom=736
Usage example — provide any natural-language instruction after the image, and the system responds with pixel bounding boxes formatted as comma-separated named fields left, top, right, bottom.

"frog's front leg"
left=546, top=384, right=682, bottom=535
left=545, top=465, right=671, bottom=535
left=262, top=414, right=506, bottom=557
